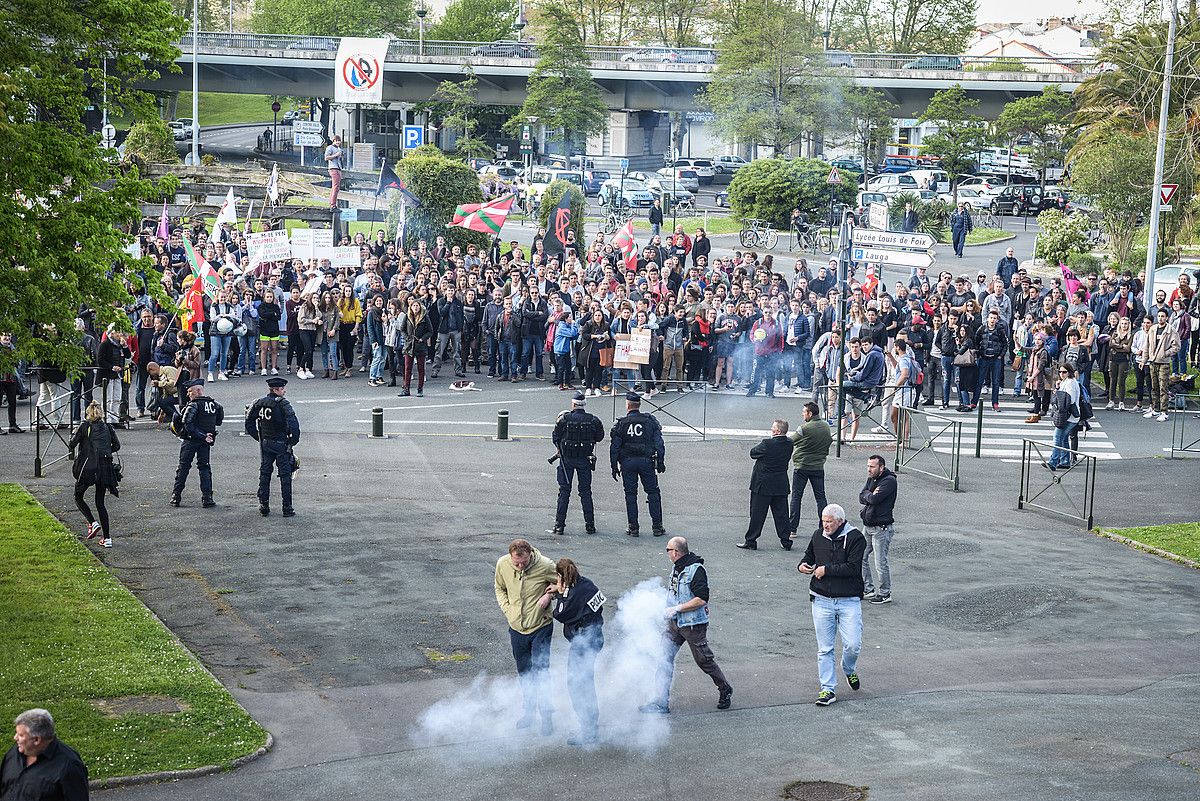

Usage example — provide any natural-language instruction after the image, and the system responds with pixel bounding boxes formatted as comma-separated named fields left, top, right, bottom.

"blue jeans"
left=498, top=340, right=518, bottom=378
left=1048, top=423, right=1075, bottom=469
left=973, top=356, right=1002, bottom=407
left=940, top=356, right=956, bottom=406
left=794, top=346, right=813, bottom=389
left=238, top=334, right=258, bottom=373
left=862, top=524, right=894, bottom=597
left=611, top=367, right=638, bottom=389
left=207, top=334, right=231, bottom=374
left=369, top=341, right=386, bottom=380
left=510, top=623, right=554, bottom=720
left=521, top=335, right=543, bottom=377
left=1172, top=349, right=1189, bottom=375
left=487, top=333, right=500, bottom=374
left=322, top=339, right=339, bottom=372
left=811, top=595, right=862, bottom=693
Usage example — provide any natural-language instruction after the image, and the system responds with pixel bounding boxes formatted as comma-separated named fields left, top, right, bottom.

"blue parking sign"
left=403, top=125, right=424, bottom=149
left=619, top=157, right=629, bottom=171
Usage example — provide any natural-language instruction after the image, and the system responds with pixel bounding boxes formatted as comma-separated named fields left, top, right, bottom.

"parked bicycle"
left=674, top=195, right=696, bottom=215
left=793, top=225, right=834, bottom=254
left=602, top=202, right=634, bottom=235
left=739, top=218, right=779, bottom=250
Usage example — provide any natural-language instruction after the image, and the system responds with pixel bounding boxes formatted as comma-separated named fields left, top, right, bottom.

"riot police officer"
left=171, top=379, right=224, bottom=508
left=610, top=391, right=667, bottom=538
left=245, top=376, right=301, bottom=517
left=551, top=392, right=605, bottom=536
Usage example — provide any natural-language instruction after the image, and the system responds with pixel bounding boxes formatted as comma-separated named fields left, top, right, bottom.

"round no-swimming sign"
left=334, top=38, right=389, bottom=104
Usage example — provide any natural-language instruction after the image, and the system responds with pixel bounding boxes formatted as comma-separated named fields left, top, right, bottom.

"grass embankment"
left=176, top=92, right=276, bottom=127
left=630, top=215, right=741, bottom=235
left=1105, top=523, right=1200, bottom=563
left=936, top=227, right=1012, bottom=246
left=0, top=484, right=267, bottom=781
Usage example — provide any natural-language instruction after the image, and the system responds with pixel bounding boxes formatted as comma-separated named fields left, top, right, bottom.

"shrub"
left=886, top=192, right=950, bottom=241
left=1034, top=209, right=1091, bottom=265
left=537, top=180, right=586, bottom=247
left=388, top=149, right=490, bottom=251
left=728, top=157, right=856, bottom=227
left=123, top=119, right=179, bottom=164
left=1066, top=252, right=1102, bottom=274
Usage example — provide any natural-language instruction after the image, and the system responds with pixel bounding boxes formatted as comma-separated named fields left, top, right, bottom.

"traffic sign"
left=852, top=229, right=936, bottom=250
left=403, top=124, right=424, bottom=149
left=868, top=203, right=887, bottom=231
left=852, top=246, right=935, bottom=269
left=293, top=132, right=323, bottom=147
left=826, top=167, right=842, bottom=185
left=271, top=101, right=281, bottom=114
left=101, top=123, right=116, bottom=146
left=1160, top=205, right=1173, bottom=212
left=293, top=120, right=322, bottom=134
left=1160, top=183, right=1178, bottom=205
left=521, top=124, right=532, bottom=142
left=619, top=157, right=629, bottom=172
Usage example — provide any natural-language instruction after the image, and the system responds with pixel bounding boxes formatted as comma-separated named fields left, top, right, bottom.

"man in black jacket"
left=859, top=454, right=898, bottom=605
left=1, top=709, right=88, bottom=801
left=737, top=418, right=795, bottom=550
left=799, top=503, right=867, bottom=706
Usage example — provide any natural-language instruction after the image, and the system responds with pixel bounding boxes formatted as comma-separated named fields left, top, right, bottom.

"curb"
left=937, top=232, right=1018, bottom=249
left=199, top=122, right=274, bottom=132
left=87, top=732, right=274, bottom=791
left=1093, top=529, right=1200, bottom=570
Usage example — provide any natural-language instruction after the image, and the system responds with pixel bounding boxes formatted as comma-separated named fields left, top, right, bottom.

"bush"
left=1066, top=252, right=1102, bottom=274
left=123, top=118, right=179, bottom=164
left=387, top=149, right=490, bottom=251
left=537, top=180, right=586, bottom=247
left=728, top=157, right=856, bottom=227
left=1034, top=209, right=1091, bottom=266
left=886, top=192, right=949, bottom=241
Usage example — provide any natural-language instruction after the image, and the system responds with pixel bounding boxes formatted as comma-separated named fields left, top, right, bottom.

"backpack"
left=170, top=404, right=187, bottom=439
left=1077, top=384, right=1094, bottom=422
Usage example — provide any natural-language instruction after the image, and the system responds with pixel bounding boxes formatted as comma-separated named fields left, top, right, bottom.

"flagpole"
left=369, top=158, right=386, bottom=244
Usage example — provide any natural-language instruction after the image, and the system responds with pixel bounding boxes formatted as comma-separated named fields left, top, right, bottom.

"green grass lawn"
left=626, top=214, right=740, bottom=235
left=937, top=227, right=1012, bottom=246
left=175, top=92, right=276, bottom=127
left=1106, top=523, right=1200, bottom=563
left=0, top=484, right=267, bottom=780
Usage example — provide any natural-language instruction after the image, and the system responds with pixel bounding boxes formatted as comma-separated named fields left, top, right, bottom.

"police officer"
left=551, top=392, right=605, bottom=536
left=171, top=378, right=224, bottom=508
left=245, top=377, right=301, bottom=517
left=609, top=391, right=666, bottom=538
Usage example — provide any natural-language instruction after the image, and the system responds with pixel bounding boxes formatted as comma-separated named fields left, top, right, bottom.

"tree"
left=996, top=87, right=1072, bottom=191
left=702, top=0, right=839, bottom=155
left=887, top=192, right=949, bottom=240
left=1033, top=210, right=1092, bottom=267
left=428, top=0, right=517, bottom=41
left=638, top=0, right=706, bottom=47
left=1067, top=133, right=1157, bottom=266
left=537, top=180, right=586, bottom=246
left=727, top=157, right=856, bottom=226
left=511, top=2, right=607, bottom=155
left=387, top=149, right=490, bottom=251
left=0, top=0, right=183, bottom=374
left=833, top=0, right=978, bottom=53
left=834, top=89, right=896, bottom=190
left=424, top=68, right=493, bottom=160
left=917, top=84, right=990, bottom=201
left=250, top=0, right=413, bottom=38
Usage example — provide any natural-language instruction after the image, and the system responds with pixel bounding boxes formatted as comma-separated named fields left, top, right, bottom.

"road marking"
left=357, top=400, right=521, bottom=412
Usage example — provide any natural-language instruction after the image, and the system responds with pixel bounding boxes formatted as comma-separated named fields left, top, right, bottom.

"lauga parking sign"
left=334, top=38, right=389, bottom=104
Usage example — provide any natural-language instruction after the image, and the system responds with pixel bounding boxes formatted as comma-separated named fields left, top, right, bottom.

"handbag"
left=598, top=346, right=614, bottom=367
left=1011, top=353, right=1024, bottom=371
left=953, top=348, right=976, bottom=367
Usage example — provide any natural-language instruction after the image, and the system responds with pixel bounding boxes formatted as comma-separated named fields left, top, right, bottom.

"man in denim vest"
left=640, top=536, right=733, bottom=714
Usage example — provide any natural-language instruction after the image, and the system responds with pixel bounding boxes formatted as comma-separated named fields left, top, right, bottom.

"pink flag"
left=1060, top=263, right=1085, bottom=301
left=157, top=200, right=169, bottom=240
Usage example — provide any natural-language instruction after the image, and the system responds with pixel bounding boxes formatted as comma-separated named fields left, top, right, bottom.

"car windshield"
left=622, top=181, right=647, bottom=190
left=692, top=160, right=712, bottom=167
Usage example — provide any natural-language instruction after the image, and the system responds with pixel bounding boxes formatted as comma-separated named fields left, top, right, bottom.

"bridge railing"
left=179, top=32, right=1099, bottom=75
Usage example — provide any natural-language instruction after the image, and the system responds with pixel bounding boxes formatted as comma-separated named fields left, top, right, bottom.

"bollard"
left=371, top=407, right=384, bottom=439
left=496, top=409, right=510, bottom=441
left=975, top=398, right=984, bottom=458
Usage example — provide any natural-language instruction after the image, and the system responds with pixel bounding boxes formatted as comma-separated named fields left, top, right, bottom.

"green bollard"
left=496, top=409, right=510, bottom=441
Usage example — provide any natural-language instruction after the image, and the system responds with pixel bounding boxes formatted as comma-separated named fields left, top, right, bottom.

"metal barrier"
left=1169, top=392, right=1200, bottom=458
left=815, top=383, right=908, bottom=452
left=610, top=379, right=707, bottom=440
left=31, top=384, right=79, bottom=478
left=1018, top=438, right=1098, bottom=529
left=894, top=405, right=963, bottom=490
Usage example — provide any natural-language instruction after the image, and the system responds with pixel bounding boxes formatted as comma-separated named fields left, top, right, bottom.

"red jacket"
left=751, top=317, right=784, bottom=356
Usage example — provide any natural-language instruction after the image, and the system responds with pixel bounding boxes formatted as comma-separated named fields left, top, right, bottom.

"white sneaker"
left=271, top=368, right=279, bottom=375
left=870, top=425, right=889, bottom=434
left=101, top=537, right=112, bottom=548
left=260, top=368, right=267, bottom=376
left=1143, top=410, right=1155, bottom=418
left=1119, top=403, right=1127, bottom=411
left=1157, top=413, right=1168, bottom=422
left=217, top=372, right=228, bottom=381
left=1105, top=401, right=1114, bottom=410
left=207, top=372, right=215, bottom=382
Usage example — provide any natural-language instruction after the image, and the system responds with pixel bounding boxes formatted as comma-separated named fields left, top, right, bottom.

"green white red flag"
left=181, top=236, right=221, bottom=300
left=450, top=194, right=515, bottom=234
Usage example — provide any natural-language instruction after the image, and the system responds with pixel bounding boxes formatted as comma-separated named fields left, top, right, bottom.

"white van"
left=867, top=173, right=918, bottom=192
left=907, top=168, right=949, bottom=194
left=527, top=167, right=584, bottom=207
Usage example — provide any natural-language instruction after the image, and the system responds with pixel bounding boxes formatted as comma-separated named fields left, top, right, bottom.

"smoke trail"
left=413, top=579, right=672, bottom=756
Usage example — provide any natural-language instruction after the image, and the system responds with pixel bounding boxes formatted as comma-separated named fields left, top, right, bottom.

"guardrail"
left=894, top=405, right=962, bottom=490
left=1018, top=438, right=1097, bottom=529
left=610, top=379, right=708, bottom=440
left=178, top=32, right=1100, bottom=75
left=1169, top=392, right=1200, bottom=458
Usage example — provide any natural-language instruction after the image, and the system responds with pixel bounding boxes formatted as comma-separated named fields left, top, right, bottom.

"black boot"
left=552, top=523, right=565, bottom=536
left=259, top=504, right=270, bottom=516
left=169, top=494, right=181, bottom=507
left=282, top=508, right=296, bottom=518
left=202, top=497, right=216, bottom=509
left=626, top=526, right=640, bottom=538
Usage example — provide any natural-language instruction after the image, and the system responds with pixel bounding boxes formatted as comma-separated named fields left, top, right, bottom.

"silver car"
left=655, top=167, right=699, bottom=192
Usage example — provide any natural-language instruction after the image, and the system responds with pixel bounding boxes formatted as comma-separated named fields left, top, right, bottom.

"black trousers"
left=788, top=468, right=828, bottom=535
left=258, top=438, right=294, bottom=510
left=173, top=440, right=212, bottom=499
left=744, top=491, right=790, bottom=545
left=555, top=456, right=594, bottom=526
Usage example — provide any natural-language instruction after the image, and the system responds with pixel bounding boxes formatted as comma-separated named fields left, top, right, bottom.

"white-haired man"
left=798, top=504, right=867, bottom=706
left=1, top=708, right=88, bottom=800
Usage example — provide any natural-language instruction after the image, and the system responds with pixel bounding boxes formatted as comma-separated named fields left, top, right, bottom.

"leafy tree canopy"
left=727, top=157, right=856, bottom=227
left=428, top=0, right=518, bottom=42
left=387, top=150, right=490, bottom=251
left=250, top=0, right=414, bottom=38
left=832, top=0, right=978, bottom=54
left=918, top=84, right=990, bottom=196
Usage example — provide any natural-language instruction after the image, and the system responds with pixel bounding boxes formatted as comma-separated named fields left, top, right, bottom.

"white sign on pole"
left=332, top=246, right=361, bottom=270
left=868, top=203, right=887, bottom=231
left=1159, top=183, right=1179, bottom=205
left=289, top=228, right=313, bottom=260
left=293, top=132, right=323, bottom=147
left=334, top=37, right=389, bottom=104
left=247, top=230, right=292, bottom=265
left=293, top=120, right=322, bottom=134
left=852, top=246, right=935, bottom=269
left=851, top=229, right=937, bottom=250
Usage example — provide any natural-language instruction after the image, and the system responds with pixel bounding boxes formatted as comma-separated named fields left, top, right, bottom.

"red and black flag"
left=376, top=159, right=403, bottom=195
left=542, top=193, right=573, bottom=257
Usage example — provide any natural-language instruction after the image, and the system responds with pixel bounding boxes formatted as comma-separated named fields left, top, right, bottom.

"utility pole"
left=190, top=0, right=200, bottom=165
left=1144, top=0, right=1178, bottom=308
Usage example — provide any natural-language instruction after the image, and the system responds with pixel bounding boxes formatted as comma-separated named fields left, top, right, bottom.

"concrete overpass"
left=153, top=32, right=1096, bottom=119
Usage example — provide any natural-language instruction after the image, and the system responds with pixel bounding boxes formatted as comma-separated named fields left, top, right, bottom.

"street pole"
left=273, top=111, right=278, bottom=153
left=1144, top=0, right=1178, bottom=307
left=190, top=0, right=199, bottom=165
left=833, top=209, right=850, bottom=458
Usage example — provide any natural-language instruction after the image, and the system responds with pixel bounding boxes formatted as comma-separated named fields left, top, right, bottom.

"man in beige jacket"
left=1144, top=308, right=1181, bottom=422
left=494, top=538, right=558, bottom=734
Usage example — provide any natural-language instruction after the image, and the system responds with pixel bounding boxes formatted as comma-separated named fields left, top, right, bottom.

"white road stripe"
left=357, top=400, right=520, bottom=412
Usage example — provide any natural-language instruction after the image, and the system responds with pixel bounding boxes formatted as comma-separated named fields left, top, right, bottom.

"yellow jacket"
left=338, top=297, right=363, bottom=325
left=494, top=547, right=556, bottom=634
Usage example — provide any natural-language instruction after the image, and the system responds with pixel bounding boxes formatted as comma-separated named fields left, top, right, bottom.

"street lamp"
left=417, top=0, right=427, bottom=56
left=190, top=0, right=199, bottom=165
left=515, top=0, right=527, bottom=40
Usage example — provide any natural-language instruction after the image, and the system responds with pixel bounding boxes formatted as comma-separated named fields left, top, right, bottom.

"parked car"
left=907, top=168, right=950, bottom=194
left=582, top=169, right=611, bottom=196
left=712, top=154, right=748, bottom=174
left=876, top=156, right=917, bottom=173
left=620, top=48, right=715, bottom=64
left=830, top=156, right=869, bottom=174
left=990, top=185, right=1045, bottom=216
left=467, top=158, right=493, bottom=171
left=598, top=179, right=655, bottom=208
left=285, top=37, right=339, bottom=52
left=643, top=177, right=694, bottom=204
left=1036, top=186, right=1070, bottom=212
left=527, top=166, right=584, bottom=206
left=868, top=173, right=918, bottom=193
left=470, top=41, right=535, bottom=58
left=857, top=190, right=888, bottom=210
left=901, top=55, right=963, bottom=70
left=168, top=120, right=188, bottom=140
left=938, top=186, right=991, bottom=210
left=715, top=189, right=730, bottom=207
left=656, top=167, right=700, bottom=192
left=672, top=158, right=715, bottom=184
left=480, top=164, right=519, bottom=180
left=281, top=110, right=300, bottom=124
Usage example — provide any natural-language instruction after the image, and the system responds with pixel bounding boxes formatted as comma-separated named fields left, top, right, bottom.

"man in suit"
left=737, top=418, right=795, bottom=551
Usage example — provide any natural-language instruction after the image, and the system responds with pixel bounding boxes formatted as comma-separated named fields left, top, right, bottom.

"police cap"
left=266, top=377, right=288, bottom=389
left=182, top=379, right=205, bottom=389
left=572, top=391, right=587, bottom=407
left=625, top=391, right=642, bottom=405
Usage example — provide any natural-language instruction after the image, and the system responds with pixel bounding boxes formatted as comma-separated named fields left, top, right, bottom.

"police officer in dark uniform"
left=610, top=391, right=667, bottom=538
left=171, top=378, right=224, bottom=508
left=551, top=392, right=605, bottom=536
left=245, top=376, right=301, bottom=517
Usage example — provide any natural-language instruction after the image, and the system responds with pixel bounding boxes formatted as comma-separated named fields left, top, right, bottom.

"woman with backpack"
left=68, top=402, right=121, bottom=548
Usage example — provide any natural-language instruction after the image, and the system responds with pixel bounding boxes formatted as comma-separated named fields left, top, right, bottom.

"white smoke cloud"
left=414, top=579, right=673, bottom=756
